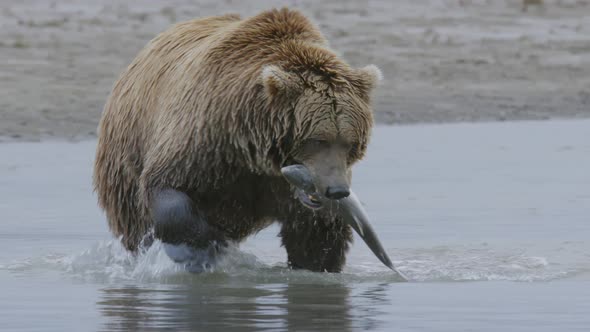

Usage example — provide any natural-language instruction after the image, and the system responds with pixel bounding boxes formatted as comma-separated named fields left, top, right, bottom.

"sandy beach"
left=1, top=0, right=589, bottom=141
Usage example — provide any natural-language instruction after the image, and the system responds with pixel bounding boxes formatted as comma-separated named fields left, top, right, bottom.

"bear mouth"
left=296, top=189, right=323, bottom=209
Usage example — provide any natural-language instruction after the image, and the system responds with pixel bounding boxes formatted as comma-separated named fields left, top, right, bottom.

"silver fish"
left=281, top=165, right=407, bottom=280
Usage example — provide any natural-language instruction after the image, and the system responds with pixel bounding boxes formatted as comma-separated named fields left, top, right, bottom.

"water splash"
left=1, top=240, right=587, bottom=284
left=392, top=246, right=582, bottom=282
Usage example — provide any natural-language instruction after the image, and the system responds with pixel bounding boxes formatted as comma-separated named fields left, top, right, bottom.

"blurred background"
left=1, top=0, right=589, bottom=141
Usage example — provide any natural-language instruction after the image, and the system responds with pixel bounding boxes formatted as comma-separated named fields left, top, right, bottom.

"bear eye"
left=307, top=139, right=328, bottom=147
left=348, top=143, right=360, bottom=162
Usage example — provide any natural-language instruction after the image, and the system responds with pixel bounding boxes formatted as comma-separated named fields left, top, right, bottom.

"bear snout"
left=325, top=185, right=350, bottom=200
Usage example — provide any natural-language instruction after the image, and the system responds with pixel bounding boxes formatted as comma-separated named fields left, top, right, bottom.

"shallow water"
left=1, top=120, right=589, bottom=331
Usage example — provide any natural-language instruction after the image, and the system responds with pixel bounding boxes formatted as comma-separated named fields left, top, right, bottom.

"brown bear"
left=93, top=8, right=381, bottom=272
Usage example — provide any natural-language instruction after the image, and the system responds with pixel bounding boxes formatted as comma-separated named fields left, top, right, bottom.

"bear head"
left=261, top=50, right=381, bottom=208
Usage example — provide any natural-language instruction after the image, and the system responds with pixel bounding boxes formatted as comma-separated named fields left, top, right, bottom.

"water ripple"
left=3, top=240, right=588, bottom=284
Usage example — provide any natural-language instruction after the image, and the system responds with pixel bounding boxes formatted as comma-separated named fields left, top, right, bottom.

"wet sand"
left=1, top=0, right=590, bottom=141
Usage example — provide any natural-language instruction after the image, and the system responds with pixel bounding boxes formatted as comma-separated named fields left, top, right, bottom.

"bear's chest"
left=193, top=174, right=292, bottom=241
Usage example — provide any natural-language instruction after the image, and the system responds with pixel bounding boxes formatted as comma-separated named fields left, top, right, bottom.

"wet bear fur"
left=94, top=8, right=381, bottom=272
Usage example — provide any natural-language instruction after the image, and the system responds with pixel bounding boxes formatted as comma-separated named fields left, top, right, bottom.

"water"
left=1, top=120, right=589, bottom=331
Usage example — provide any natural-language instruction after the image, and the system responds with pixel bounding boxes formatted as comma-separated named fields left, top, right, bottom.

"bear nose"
left=325, top=186, right=350, bottom=200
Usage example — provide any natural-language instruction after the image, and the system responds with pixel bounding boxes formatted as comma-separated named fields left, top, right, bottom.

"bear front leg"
left=280, top=210, right=353, bottom=273
left=151, top=188, right=227, bottom=268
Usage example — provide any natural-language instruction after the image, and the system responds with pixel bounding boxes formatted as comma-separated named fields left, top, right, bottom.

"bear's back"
left=104, top=9, right=326, bottom=139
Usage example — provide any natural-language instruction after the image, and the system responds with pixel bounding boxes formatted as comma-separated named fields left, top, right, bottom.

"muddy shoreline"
left=1, top=0, right=589, bottom=142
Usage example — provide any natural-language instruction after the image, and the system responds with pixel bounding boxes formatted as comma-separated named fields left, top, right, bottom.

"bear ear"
left=350, top=64, right=383, bottom=98
left=261, top=65, right=299, bottom=97
left=357, top=64, right=383, bottom=90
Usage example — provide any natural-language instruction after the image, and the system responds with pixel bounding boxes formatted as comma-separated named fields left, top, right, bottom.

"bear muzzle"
left=325, top=185, right=350, bottom=200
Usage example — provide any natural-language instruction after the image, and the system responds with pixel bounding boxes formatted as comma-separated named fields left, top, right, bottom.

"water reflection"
left=98, top=280, right=391, bottom=331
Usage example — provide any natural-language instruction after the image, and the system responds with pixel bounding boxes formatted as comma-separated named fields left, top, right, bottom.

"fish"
left=281, top=164, right=407, bottom=280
